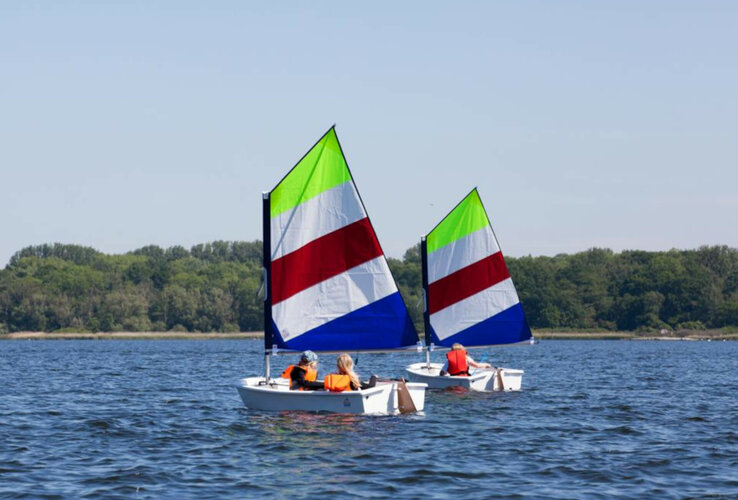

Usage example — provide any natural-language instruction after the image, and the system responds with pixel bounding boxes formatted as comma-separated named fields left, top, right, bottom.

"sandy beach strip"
left=2, top=330, right=735, bottom=340
left=534, top=331, right=738, bottom=340
left=2, top=331, right=264, bottom=340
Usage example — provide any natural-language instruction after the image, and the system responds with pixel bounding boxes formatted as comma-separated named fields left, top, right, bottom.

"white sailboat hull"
left=404, top=362, right=524, bottom=392
left=236, top=377, right=427, bottom=414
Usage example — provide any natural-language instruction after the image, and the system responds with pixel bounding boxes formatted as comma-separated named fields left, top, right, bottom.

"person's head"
left=336, top=353, right=360, bottom=387
left=451, top=343, right=465, bottom=351
left=299, top=350, right=318, bottom=367
left=336, top=353, right=354, bottom=374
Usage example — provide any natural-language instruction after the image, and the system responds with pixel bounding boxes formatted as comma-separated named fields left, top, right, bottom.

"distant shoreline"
left=2, top=330, right=736, bottom=341
left=534, top=331, right=738, bottom=340
left=1, top=331, right=263, bottom=340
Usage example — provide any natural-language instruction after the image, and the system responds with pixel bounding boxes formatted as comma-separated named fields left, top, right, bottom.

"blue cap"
left=300, top=350, right=318, bottom=363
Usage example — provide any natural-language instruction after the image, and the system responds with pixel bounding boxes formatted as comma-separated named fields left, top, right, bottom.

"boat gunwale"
left=406, top=362, right=524, bottom=377
left=237, top=378, right=426, bottom=398
left=264, top=346, right=423, bottom=356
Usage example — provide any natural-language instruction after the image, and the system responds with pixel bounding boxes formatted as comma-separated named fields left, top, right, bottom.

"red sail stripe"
left=428, top=251, right=510, bottom=314
left=271, top=217, right=383, bottom=304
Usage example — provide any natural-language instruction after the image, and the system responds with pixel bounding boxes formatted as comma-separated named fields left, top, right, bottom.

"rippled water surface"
left=1, top=339, right=737, bottom=499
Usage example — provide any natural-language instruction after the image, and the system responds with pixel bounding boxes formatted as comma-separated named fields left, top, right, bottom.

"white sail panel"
left=273, top=256, right=398, bottom=342
left=271, top=180, right=366, bottom=260
left=429, top=278, right=519, bottom=341
left=427, top=225, right=499, bottom=284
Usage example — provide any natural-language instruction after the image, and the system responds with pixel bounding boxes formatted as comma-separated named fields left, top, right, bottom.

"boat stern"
left=402, top=382, right=427, bottom=412
left=485, top=368, right=524, bottom=391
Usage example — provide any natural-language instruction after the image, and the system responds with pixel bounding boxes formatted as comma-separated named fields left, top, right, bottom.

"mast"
left=421, top=236, right=432, bottom=368
left=262, top=191, right=273, bottom=380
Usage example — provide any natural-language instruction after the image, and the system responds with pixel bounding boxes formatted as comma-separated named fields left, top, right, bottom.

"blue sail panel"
left=428, top=303, right=531, bottom=348
left=272, top=292, right=418, bottom=351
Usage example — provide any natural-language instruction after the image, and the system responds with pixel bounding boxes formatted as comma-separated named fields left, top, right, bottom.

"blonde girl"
left=336, top=353, right=361, bottom=390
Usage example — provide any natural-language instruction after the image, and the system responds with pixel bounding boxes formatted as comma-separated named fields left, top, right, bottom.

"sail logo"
left=343, top=397, right=351, bottom=407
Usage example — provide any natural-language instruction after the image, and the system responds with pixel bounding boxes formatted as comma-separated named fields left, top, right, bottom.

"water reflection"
left=254, top=411, right=364, bottom=435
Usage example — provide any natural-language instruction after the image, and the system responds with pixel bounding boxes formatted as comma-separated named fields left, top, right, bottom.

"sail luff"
left=421, top=236, right=431, bottom=348
left=262, top=192, right=273, bottom=354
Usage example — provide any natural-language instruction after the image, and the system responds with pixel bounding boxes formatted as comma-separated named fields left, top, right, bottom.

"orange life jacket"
left=281, top=365, right=317, bottom=389
left=446, top=349, right=470, bottom=376
left=324, top=373, right=354, bottom=392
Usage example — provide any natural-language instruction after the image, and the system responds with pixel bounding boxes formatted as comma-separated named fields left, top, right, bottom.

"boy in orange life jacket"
left=281, top=351, right=323, bottom=390
left=324, top=353, right=376, bottom=392
left=440, top=343, right=492, bottom=376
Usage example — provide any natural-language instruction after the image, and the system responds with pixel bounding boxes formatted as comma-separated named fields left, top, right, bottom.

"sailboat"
left=237, top=127, right=427, bottom=414
left=405, top=188, right=532, bottom=391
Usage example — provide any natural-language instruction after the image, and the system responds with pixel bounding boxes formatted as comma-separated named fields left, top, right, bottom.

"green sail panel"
left=270, top=128, right=352, bottom=217
left=427, top=188, right=490, bottom=253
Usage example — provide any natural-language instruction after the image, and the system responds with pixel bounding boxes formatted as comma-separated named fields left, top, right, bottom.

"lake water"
left=1, top=339, right=737, bottom=499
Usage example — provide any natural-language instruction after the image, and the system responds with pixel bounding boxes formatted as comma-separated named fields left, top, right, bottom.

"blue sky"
left=2, top=1, right=736, bottom=266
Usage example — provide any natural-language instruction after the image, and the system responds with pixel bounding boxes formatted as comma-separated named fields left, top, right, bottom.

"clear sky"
left=2, top=1, right=737, bottom=266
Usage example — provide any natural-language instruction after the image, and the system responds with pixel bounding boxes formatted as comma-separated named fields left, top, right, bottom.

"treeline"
left=1, top=242, right=737, bottom=334
left=0, top=242, right=263, bottom=334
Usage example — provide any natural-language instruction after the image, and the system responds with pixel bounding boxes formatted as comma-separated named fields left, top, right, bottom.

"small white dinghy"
left=405, top=188, right=532, bottom=392
left=405, top=363, right=523, bottom=392
left=237, top=377, right=426, bottom=414
left=237, top=127, right=427, bottom=414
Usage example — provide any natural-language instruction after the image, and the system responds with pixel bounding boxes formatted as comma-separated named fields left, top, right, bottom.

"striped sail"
left=265, top=128, right=418, bottom=351
left=423, top=189, right=531, bottom=347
